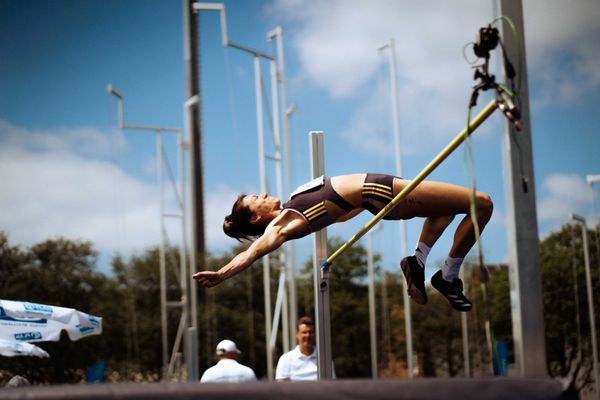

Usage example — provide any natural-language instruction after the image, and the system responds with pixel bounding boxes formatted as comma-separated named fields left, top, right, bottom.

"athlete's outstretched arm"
left=193, top=224, right=287, bottom=288
left=193, top=211, right=308, bottom=288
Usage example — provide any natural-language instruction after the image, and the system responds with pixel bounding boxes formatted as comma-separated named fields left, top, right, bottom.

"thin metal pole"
left=108, top=84, right=187, bottom=381
left=587, top=176, right=600, bottom=277
left=379, top=37, right=415, bottom=379
left=196, top=4, right=281, bottom=377
left=183, top=0, right=202, bottom=381
left=571, top=214, right=599, bottom=399
left=326, top=100, right=498, bottom=266
left=157, top=131, right=169, bottom=378
left=367, top=227, right=381, bottom=378
left=177, top=129, right=192, bottom=380
left=255, top=55, right=274, bottom=380
left=268, top=25, right=298, bottom=347
left=269, top=58, right=289, bottom=353
left=310, top=131, right=333, bottom=380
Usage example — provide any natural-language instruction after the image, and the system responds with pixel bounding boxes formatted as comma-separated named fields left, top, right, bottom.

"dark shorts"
left=361, top=173, right=401, bottom=220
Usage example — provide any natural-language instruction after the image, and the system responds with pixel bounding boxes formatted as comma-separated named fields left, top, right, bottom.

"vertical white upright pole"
left=157, top=131, right=168, bottom=378
left=367, top=227, right=380, bottom=378
left=380, top=38, right=414, bottom=378
left=255, top=55, right=274, bottom=380
left=310, top=131, right=333, bottom=379
left=587, top=176, right=600, bottom=263
left=183, top=95, right=197, bottom=380
left=269, top=26, right=298, bottom=346
left=582, top=223, right=599, bottom=400
left=177, top=130, right=191, bottom=380
left=269, top=57, right=290, bottom=353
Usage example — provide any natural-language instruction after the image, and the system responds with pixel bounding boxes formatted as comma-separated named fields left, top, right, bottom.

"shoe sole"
left=400, top=258, right=427, bottom=305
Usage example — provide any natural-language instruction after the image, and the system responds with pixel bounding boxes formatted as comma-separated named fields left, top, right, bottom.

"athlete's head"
left=223, top=193, right=280, bottom=241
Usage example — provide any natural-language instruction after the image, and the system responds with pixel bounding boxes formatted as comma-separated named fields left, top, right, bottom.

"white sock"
left=442, top=256, right=464, bottom=282
left=414, top=242, right=431, bottom=268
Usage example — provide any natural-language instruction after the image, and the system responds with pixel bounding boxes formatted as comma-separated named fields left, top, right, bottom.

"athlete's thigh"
left=391, top=179, right=473, bottom=218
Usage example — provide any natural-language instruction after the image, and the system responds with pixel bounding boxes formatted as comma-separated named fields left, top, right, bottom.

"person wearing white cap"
left=200, top=339, right=257, bottom=383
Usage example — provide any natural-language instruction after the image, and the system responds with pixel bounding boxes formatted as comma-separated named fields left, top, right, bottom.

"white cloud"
left=514, top=1, right=600, bottom=108
left=270, top=0, right=490, bottom=99
left=0, top=119, right=250, bottom=260
left=0, top=119, right=124, bottom=156
left=0, top=143, right=160, bottom=253
left=537, top=173, right=593, bottom=221
left=267, top=1, right=498, bottom=148
left=523, top=0, right=600, bottom=63
left=204, top=184, right=242, bottom=250
left=267, top=0, right=600, bottom=149
left=339, top=78, right=395, bottom=156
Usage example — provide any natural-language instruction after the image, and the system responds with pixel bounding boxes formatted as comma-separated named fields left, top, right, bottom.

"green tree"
left=541, top=223, right=600, bottom=394
left=198, top=243, right=270, bottom=378
left=0, top=234, right=118, bottom=383
left=296, top=237, right=377, bottom=378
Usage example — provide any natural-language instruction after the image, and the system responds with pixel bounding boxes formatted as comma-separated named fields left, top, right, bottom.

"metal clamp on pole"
left=320, top=260, right=330, bottom=288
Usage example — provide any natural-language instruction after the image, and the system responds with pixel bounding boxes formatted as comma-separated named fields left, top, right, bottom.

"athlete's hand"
left=193, top=271, right=225, bottom=288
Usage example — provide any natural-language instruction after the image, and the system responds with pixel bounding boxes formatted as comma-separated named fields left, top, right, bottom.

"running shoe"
left=431, top=270, right=472, bottom=312
left=400, top=256, right=428, bottom=305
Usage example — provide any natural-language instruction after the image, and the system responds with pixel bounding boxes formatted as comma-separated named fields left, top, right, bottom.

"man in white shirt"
left=200, top=339, right=257, bottom=383
left=276, top=316, right=322, bottom=381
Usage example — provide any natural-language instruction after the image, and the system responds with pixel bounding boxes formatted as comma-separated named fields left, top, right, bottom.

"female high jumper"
left=193, top=173, right=493, bottom=312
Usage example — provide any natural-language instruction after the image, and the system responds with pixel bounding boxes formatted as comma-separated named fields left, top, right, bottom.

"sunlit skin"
left=193, top=174, right=493, bottom=288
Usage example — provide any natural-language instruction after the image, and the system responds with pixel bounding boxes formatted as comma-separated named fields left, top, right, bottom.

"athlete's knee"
left=476, top=192, right=493, bottom=221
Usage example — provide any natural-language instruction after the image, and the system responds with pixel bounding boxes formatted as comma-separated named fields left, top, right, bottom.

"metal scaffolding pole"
left=193, top=2, right=291, bottom=380
left=183, top=0, right=201, bottom=381
left=107, top=84, right=189, bottom=382
left=268, top=26, right=298, bottom=347
left=378, top=38, right=414, bottom=378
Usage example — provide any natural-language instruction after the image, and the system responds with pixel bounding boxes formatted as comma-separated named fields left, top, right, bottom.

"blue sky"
left=1, top=0, right=599, bottom=277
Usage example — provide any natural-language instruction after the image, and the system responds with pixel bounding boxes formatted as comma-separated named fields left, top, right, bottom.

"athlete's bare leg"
left=391, top=179, right=493, bottom=257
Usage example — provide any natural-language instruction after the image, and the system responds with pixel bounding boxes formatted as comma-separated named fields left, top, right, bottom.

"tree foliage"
left=540, top=223, right=600, bottom=393
left=1, top=222, right=598, bottom=393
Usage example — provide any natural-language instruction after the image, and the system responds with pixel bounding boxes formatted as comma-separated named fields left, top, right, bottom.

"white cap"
left=215, top=339, right=241, bottom=355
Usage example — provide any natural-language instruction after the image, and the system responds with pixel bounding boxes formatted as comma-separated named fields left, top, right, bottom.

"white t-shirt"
left=275, top=345, right=318, bottom=381
left=200, top=359, right=257, bottom=383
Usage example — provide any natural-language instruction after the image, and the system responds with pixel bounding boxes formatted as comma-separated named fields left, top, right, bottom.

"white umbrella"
left=0, top=338, right=49, bottom=358
left=0, top=299, right=102, bottom=347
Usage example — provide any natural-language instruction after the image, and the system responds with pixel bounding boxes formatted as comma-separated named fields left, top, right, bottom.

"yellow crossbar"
left=324, top=99, right=498, bottom=267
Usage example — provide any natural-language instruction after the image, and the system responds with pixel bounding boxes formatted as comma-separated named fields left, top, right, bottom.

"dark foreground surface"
left=1, top=377, right=577, bottom=400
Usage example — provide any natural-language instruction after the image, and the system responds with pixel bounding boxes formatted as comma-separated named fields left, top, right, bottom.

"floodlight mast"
left=498, top=0, right=546, bottom=377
